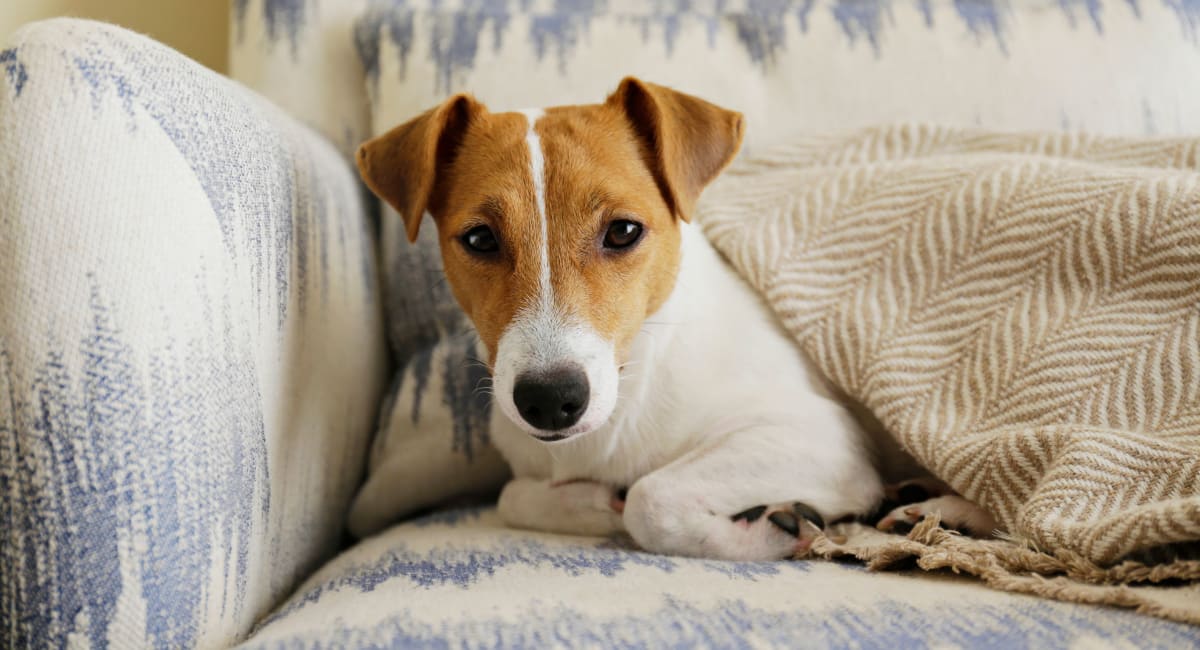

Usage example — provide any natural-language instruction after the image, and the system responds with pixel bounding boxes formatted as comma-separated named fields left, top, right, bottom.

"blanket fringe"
left=803, top=516, right=1200, bottom=625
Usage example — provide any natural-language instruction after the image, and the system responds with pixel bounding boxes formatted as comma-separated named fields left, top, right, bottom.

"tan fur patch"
left=357, top=78, right=744, bottom=365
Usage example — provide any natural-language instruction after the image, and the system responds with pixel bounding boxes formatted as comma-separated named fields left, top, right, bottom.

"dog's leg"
left=875, top=478, right=1000, bottom=536
left=497, top=477, right=625, bottom=537
left=623, top=423, right=881, bottom=561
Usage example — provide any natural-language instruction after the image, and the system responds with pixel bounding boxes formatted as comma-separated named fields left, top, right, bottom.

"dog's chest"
left=492, top=389, right=705, bottom=487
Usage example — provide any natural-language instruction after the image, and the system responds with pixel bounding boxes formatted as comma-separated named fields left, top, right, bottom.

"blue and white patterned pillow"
left=357, top=0, right=1200, bottom=151
left=1, top=18, right=387, bottom=647
left=344, top=0, right=1200, bottom=537
left=231, top=0, right=372, bottom=157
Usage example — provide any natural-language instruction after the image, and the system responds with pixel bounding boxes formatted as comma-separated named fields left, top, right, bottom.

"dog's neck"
left=539, top=220, right=759, bottom=481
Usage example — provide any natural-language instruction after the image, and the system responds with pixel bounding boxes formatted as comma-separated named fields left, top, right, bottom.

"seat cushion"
left=243, top=508, right=1200, bottom=648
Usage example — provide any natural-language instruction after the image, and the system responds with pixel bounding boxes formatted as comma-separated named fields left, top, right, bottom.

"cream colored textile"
left=700, top=124, right=1200, bottom=622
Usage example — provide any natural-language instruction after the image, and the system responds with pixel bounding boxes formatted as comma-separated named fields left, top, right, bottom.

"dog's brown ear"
left=356, top=94, right=485, bottom=242
left=607, top=77, right=744, bottom=222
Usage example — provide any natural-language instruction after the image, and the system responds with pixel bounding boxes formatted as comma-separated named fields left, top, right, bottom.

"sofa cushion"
left=230, top=0, right=372, bottom=157
left=245, top=507, right=1200, bottom=648
left=0, top=18, right=387, bottom=647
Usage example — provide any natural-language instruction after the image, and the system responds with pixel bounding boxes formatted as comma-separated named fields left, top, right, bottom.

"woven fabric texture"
left=1, top=18, right=387, bottom=647
left=699, top=123, right=1200, bottom=623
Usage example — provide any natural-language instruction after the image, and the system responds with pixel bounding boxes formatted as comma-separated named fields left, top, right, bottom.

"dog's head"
left=357, top=78, right=743, bottom=441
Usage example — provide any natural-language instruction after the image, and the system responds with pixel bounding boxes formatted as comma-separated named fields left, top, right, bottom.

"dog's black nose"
left=513, top=366, right=589, bottom=432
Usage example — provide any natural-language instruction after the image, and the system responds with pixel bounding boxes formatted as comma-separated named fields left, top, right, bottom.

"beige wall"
left=1, top=0, right=229, bottom=73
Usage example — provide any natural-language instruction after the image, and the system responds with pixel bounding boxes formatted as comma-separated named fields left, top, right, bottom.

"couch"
left=3, top=1, right=1199, bottom=647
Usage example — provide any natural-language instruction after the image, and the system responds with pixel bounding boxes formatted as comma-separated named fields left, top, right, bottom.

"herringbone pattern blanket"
left=699, top=125, right=1200, bottom=623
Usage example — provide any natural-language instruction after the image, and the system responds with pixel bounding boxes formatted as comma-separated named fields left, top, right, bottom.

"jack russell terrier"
left=357, top=78, right=997, bottom=560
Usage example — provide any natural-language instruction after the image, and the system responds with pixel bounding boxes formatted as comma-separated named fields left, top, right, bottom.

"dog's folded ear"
left=607, top=77, right=745, bottom=222
left=356, top=94, right=485, bottom=242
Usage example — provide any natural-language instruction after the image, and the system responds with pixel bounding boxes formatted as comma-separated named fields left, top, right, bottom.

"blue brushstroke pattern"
left=1164, top=0, right=1200, bottom=40
left=0, top=48, right=28, bottom=96
left=1, top=19, right=379, bottom=646
left=0, top=280, right=267, bottom=648
left=730, top=0, right=796, bottom=64
left=953, top=0, right=1008, bottom=52
left=347, top=0, right=1200, bottom=85
left=242, top=507, right=1200, bottom=649
left=915, top=0, right=935, bottom=26
left=58, top=27, right=374, bottom=326
left=1059, top=0, right=1106, bottom=30
left=442, top=334, right=492, bottom=459
left=248, top=595, right=1200, bottom=649
left=434, top=8, right=514, bottom=90
left=355, top=2, right=416, bottom=85
left=235, top=0, right=309, bottom=55
left=254, top=513, right=809, bottom=633
left=831, top=0, right=892, bottom=53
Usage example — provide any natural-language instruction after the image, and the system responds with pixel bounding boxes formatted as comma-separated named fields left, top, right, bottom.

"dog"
left=357, top=78, right=997, bottom=560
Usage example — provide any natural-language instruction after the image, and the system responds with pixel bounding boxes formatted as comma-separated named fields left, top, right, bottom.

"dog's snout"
left=513, top=365, right=590, bottom=433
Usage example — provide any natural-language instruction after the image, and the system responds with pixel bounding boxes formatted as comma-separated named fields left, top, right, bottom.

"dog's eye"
left=603, top=220, right=643, bottom=250
left=461, top=225, right=499, bottom=254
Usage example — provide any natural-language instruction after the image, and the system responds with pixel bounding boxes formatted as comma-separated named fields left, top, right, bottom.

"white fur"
left=493, top=110, right=620, bottom=439
left=493, top=218, right=884, bottom=560
left=517, top=109, right=550, bottom=304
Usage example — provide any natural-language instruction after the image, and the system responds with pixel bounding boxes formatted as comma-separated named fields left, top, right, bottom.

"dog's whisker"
left=472, top=375, right=494, bottom=390
left=465, top=357, right=496, bottom=374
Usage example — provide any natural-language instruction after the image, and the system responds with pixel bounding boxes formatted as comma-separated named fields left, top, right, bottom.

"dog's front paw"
left=876, top=495, right=998, bottom=537
left=731, top=501, right=827, bottom=557
left=500, top=478, right=626, bottom=537
left=546, top=479, right=626, bottom=515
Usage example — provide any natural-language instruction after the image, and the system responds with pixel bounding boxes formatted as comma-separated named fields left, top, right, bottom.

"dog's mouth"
left=530, top=431, right=573, bottom=443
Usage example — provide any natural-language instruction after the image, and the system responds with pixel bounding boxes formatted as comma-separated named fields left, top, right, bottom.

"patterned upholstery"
left=0, top=18, right=387, bottom=647
left=244, top=507, right=1200, bottom=648
left=3, top=2, right=1198, bottom=647
left=230, top=0, right=370, bottom=156
left=358, top=0, right=1200, bottom=150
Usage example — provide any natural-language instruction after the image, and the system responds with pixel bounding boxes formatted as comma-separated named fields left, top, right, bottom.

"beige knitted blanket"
left=698, top=125, right=1200, bottom=624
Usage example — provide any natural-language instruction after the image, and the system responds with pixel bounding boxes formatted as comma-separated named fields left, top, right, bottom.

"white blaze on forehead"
left=517, top=108, right=551, bottom=310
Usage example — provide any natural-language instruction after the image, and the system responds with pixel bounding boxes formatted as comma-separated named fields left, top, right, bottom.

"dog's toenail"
left=615, top=487, right=628, bottom=502
left=731, top=505, right=768, bottom=523
left=791, top=502, right=825, bottom=529
left=768, top=511, right=800, bottom=537
left=897, top=484, right=930, bottom=504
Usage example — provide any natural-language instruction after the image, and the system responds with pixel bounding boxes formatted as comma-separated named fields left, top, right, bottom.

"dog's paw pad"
left=730, top=505, right=768, bottom=524
left=790, top=502, right=826, bottom=529
left=767, top=510, right=800, bottom=536
left=754, top=502, right=826, bottom=553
